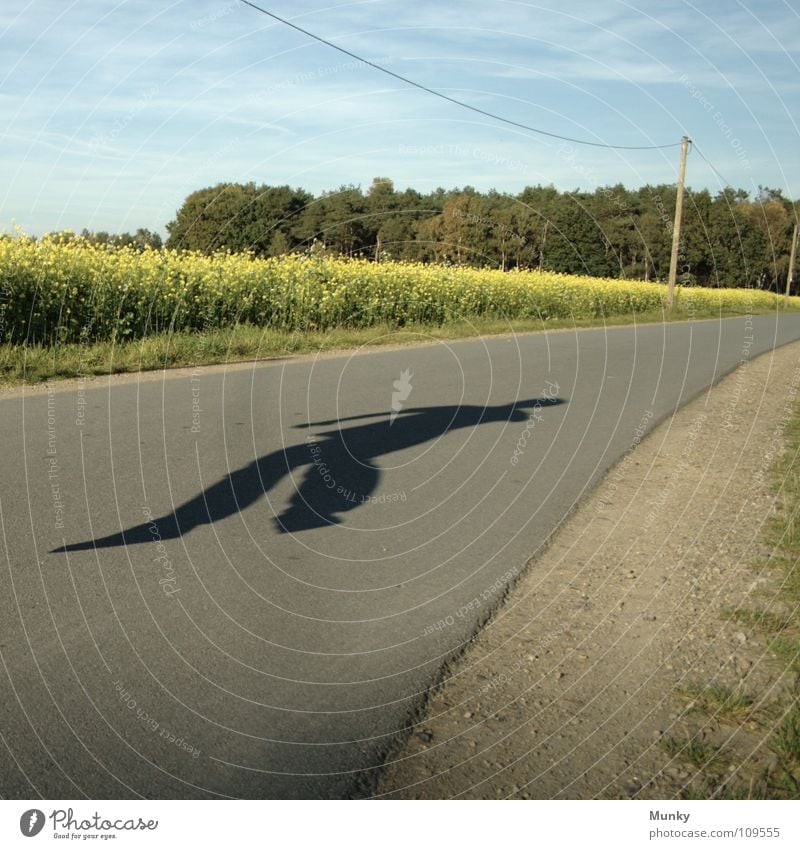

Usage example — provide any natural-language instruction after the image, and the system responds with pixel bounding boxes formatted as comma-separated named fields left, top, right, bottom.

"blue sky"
left=1, top=0, right=798, bottom=236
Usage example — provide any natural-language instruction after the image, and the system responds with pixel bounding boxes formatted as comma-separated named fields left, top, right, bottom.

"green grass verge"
left=0, top=304, right=772, bottom=387
left=678, top=683, right=755, bottom=721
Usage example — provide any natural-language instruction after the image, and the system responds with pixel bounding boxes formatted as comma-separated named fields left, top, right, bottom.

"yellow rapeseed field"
left=0, top=232, right=795, bottom=345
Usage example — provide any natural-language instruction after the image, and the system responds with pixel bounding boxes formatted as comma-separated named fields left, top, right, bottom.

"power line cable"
left=691, top=142, right=737, bottom=191
left=239, top=0, right=682, bottom=151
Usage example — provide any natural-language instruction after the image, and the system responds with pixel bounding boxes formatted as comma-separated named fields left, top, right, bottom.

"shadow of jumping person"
left=53, top=397, right=563, bottom=552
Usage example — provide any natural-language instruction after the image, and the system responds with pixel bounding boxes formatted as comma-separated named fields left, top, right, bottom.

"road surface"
left=2, top=314, right=799, bottom=798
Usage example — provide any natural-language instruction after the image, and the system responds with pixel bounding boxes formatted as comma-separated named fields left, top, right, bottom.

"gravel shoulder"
left=376, top=340, right=800, bottom=800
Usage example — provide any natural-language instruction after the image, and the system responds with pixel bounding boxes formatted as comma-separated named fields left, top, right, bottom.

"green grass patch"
left=661, top=736, right=730, bottom=771
left=772, top=702, right=800, bottom=763
left=727, top=608, right=795, bottom=634
left=679, top=683, right=755, bottom=721
left=0, top=305, right=776, bottom=388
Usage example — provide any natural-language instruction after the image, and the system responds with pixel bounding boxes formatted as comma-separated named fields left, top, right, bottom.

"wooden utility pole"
left=785, top=222, right=799, bottom=298
left=667, top=135, right=691, bottom=309
left=538, top=220, right=548, bottom=271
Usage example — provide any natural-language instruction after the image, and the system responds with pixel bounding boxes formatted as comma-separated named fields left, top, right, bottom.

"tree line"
left=77, top=228, right=163, bottom=250
left=126, top=178, right=800, bottom=290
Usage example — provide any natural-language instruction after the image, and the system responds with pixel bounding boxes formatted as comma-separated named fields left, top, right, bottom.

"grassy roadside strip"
left=0, top=305, right=772, bottom=387
left=662, top=408, right=800, bottom=799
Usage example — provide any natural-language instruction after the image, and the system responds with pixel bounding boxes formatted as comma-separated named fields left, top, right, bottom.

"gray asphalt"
left=2, top=314, right=799, bottom=799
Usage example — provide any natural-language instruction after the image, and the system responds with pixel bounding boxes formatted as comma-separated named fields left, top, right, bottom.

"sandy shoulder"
left=376, top=340, right=800, bottom=799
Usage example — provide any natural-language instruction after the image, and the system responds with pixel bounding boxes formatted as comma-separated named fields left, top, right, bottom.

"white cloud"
left=1, top=0, right=797, bottom=235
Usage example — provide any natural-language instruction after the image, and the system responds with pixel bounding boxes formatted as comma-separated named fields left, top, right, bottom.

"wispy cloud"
left=1, top=0, right=798, bottom=236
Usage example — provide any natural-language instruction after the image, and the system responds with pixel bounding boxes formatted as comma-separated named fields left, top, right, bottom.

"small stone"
left=463, top=711, right=473, bottom=719
left=735, top=632, right=747, bottom=644
left=415, top=730, right=434, bottom=743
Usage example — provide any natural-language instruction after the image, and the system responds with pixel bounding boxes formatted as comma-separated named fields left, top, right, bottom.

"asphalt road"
left=2, top=314, right=800, bottom=799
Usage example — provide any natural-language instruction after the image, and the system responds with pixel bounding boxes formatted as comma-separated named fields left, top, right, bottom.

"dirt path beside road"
left=377, top=341, right=800, bottom=799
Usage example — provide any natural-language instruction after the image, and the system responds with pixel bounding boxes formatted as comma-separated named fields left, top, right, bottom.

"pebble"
left=377, top=352, right=798, bottom=800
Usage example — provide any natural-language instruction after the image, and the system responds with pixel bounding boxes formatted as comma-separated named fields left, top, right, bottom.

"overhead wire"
left=691, top=141, right=737, bottom=191
left=239, top=1, right=683, bottom=151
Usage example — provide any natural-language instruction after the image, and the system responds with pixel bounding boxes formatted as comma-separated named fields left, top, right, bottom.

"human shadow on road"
left=53, top=397, right=564, bottom=552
